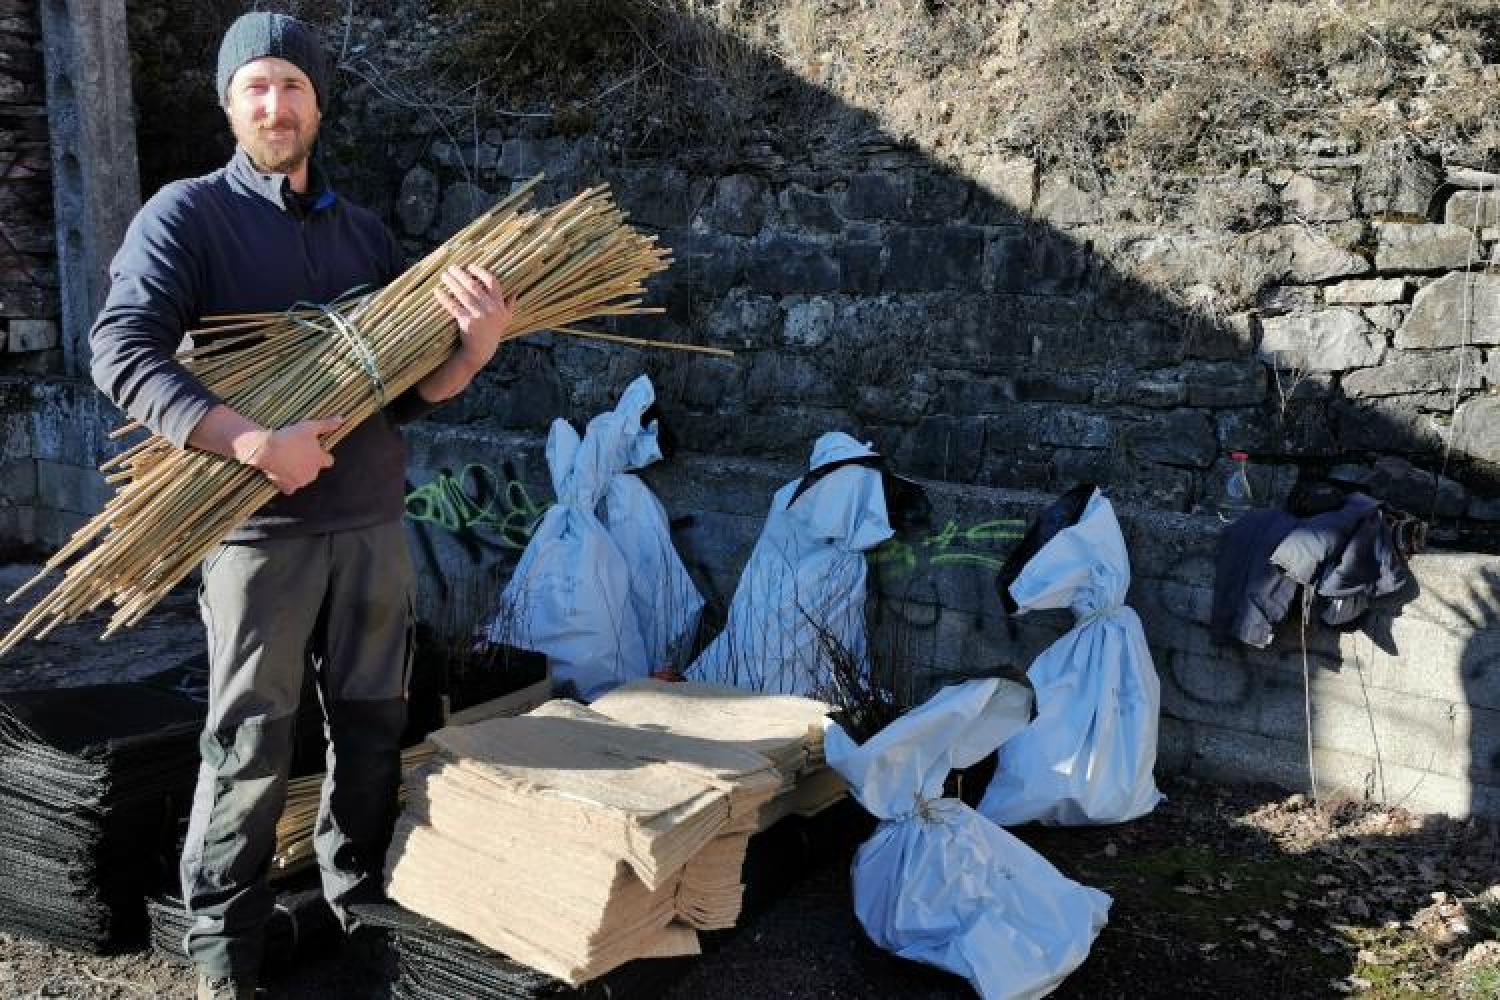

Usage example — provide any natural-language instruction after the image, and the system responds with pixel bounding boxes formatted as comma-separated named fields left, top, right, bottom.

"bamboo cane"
left=0, top=177, right=689, bottom=656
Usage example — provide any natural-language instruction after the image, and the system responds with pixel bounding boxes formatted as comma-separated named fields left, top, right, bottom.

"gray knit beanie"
left=216, top=12, right=330, bottom=109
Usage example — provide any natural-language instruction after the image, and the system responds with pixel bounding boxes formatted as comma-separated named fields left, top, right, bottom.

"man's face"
left=224, top=56, right=320, bottom=176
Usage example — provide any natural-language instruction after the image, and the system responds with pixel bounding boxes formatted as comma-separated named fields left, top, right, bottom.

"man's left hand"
left=435, top=263, right=517, bottom=371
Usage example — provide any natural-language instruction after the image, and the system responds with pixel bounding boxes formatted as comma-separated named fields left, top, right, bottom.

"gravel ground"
left=3, top=562, right=1498, bottom=999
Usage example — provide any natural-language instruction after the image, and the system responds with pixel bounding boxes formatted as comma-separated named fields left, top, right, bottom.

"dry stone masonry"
left=2, top=4, right=1500, bottom=816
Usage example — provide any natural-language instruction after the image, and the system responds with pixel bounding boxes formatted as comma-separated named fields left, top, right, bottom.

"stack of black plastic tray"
left=355, top=800, right=869, bottom=999
left=351, top=902, right=690, bottom=1000
left=147, top=877, right=338, bottom=968
left=0, top=664, right=205, bottom=951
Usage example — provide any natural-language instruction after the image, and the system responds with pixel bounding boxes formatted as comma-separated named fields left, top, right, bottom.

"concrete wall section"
left=37, top=0, right=139, bottom=374
left=0, top=0, right=60, bottom=374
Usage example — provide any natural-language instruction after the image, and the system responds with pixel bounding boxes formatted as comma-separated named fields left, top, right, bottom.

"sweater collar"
left=227, top=146, right=337, bottom=215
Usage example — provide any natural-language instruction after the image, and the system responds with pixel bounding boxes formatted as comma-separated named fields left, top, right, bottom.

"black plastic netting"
left=0, top=662, right=207, bottom=952
left=352, top=800, right=870, bottom=999
left=349, top=902, right=691, bottom=1000
left=147, top=875, right=339, bottom=969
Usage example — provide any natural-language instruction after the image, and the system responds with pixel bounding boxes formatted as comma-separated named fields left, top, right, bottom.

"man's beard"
left=231, top=114, right=318, bottom=176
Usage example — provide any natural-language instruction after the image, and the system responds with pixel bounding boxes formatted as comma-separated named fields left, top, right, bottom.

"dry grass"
left=401, top=0, right=1500, bottom=172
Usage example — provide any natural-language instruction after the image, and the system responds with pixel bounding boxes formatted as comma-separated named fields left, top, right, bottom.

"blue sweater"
left=90, top=148, right=430, bottom=539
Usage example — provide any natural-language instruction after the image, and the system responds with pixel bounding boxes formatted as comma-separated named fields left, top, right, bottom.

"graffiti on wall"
left=870, top=518, right=1024, bottom=577
left=404, top=460, right=550, bottom=594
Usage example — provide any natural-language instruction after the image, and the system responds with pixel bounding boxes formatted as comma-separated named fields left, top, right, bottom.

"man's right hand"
left=239, top=416, right=344, bottom=494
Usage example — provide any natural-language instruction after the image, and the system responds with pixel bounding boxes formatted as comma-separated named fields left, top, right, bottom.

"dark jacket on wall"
left=1212, top=494, right=1412, bottom=648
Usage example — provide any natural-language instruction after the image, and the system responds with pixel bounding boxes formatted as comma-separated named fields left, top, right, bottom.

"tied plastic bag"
left=688, top=432, right=892, bottom=695
left=598, top=378, right=704, bottom=671
left=825, top=679, right=1111, bottom=1000
left=980, top=489, right=1163, bottom=826
left=489, top=376, right=701, bottom=699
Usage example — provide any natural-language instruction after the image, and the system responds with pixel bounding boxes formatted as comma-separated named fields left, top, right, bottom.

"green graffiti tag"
left=404, top=463, right=549, bottom=551
left=870, top=518, right=1025, bottom=576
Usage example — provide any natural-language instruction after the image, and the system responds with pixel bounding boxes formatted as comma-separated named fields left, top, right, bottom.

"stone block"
left=33, top=506, right=86, bottom=550
left=743, top=353, right=837, bottom=408
left=779, top=184, right=843, bottom=234
left=1013, top=373, right=1092, bottom=403
left=1375, top=223, right=1475, bottom=272
left=0, top=503, right=36, bottom=545
left=985, top=227, right=1088, bottom=296
left=434, top=182, right=492, bottom=241
left=1257, top=667, right=1468, bottom=775
left=1396, top=273, right=1500, bottom=348
left=779, top=296, right=833, bottom=349
left=1343, top=347, right=1481, bottom=397
left=896, top=415, right=985, bottom=483
left=1335, top=395, right=1447, bottom=454
left=941, top=376, right=1016, bottom=415
left=1325, top=278, right=1411, bottom=305
left=1281, top=173, right=1355, bottom=222
left=1123, top=409, right=1218, bottom=467
left=1363, top=304, right=1407, bottom=333
left=396, top=165, right=438, bottom=236
left=6, top=319, right=57, bottom=352
left=1365, top=455, right=1466, bottom=517
left=1094, top=370, right=1187, bottom=408
left=1185, top=311, right=1257, bottom=361
left=1188, top=725, right=1476, bottom=817
left=605, top=167, right=707, bottom=229
left=667, top=230, right=747, bottom=300
left=703, top=174, right=766, bottom=237
left=1038, top=408, right=1113, bottom=449
left=0, top=456, right=35, bottom=503
left=840, top=171, right=910, bottom=221
left=705, top=289, right=780, bottom=349
left=837, top=242, right=882, bottom=295
left=1454, top=396, right=1500, bottom=464
left=882, top=226, right=984, bottom=292
left=1258, top=308, right=1384, bottom=372
left=745, top=235, right=840, bottom=295
left=1156, top=716, right=1194, bottom=776
left=1446, top=190, right=1500, bottom=229
left=908, top=171, right=972, bottom=224
left=1048, top=447, right=1114, bottom=486
left=1237, top=223, right=1370, bottom=283
left=1358, top=140, right=1443, bottom=219
left=1182, top=359, right=1266, bottom=406
left=1160, top=650, right=1261, bottom=732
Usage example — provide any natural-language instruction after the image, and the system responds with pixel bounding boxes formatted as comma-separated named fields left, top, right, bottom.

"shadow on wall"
left=131, top=0, right=1500, bottom=824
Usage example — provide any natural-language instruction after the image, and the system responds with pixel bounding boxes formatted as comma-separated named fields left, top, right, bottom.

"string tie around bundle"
left=290, top=289, right=386, bottom=408
left=1076, top=603, right=1125, bottom=629
left=906, top=792, right=954, bottom=825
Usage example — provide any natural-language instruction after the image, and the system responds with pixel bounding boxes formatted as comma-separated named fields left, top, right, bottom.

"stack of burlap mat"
left=384, top=680, right=846, bottom=987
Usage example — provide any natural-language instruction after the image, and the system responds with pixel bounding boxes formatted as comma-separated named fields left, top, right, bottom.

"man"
left=89, top=13, right=513, bottom=999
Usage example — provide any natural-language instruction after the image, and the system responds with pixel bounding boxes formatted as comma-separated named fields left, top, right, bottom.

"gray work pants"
left=181, top=521, right=414, bottom=980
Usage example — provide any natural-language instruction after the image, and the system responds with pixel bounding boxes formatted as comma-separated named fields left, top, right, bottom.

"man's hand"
left=236, top=416, right=344, bottom=494
left=418, top=264, right=517, bottom=403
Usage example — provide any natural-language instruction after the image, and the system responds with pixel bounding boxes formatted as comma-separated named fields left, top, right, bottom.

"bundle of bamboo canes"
left=0, top=177, right=677, bottom=656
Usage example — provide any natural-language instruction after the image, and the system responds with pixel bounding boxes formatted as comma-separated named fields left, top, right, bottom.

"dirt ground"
left=2, top=561, right=1499, bottom=999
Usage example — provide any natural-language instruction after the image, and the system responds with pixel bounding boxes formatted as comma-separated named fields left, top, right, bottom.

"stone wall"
left=11, top=380, right=1486, bottom=814
left=0, top=0, right=60, bottom=373
left=4, top=3, right=1500, bottom=817
left=355, top=123, right=1500, bottom=552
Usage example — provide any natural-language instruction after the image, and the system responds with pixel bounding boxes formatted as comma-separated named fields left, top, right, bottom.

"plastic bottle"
left=1219, top=451, right=1255, bottom=522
